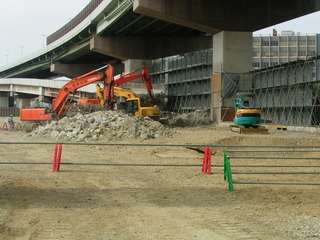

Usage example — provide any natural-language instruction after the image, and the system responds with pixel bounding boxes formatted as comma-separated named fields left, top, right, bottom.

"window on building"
left=280, top=51, right=288, bottom=57
left=270, top=51, right=279, bottom=57
left=253, top=52, right=260, bottom=57
left=262, top=52, right=270, bottom=57
left=289, top=40, right=297, bottom=46
left=261, top=41, right=270, bottom=46
left=298, top=51, right=306, bottom=56
left=253, top=41, right=260, bottom=47
left=270, top=41, right=279, bottom=46
left=308, top=40, right=316, bottom=46
left=279, top=41, right=288, bottom=46
left=299, top=40, right=306, bottom=46
left=253, top=62, right=260, bottom=68
left=289, top=51, right=297, bottom=57
left=307, top=51, right=316, bottom=56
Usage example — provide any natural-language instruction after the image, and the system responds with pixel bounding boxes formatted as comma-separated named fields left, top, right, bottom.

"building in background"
left=252, top=30, right=319, bottom=69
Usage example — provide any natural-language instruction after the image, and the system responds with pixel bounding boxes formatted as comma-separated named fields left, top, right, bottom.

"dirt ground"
left=0, top=117, right=320, bottom=240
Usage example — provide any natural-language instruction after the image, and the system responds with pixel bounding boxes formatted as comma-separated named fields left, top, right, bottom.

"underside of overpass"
left=0, top=0, right=319, bottom=79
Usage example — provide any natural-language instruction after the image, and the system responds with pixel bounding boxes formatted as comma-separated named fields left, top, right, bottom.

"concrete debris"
left=25, top=110, right=171, bottom=141
left=167, top=110, right=211, bottom=127
left=66, top=104, right=105, bottom=117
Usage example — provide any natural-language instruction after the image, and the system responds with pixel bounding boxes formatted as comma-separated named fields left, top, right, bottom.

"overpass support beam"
left=50, top=63, right=103, bottom=79
left=90, top=35, right=211, bottom=60
left=51, top=62, right=124, bottom=78
left=211, top=31, right=252, bottom=122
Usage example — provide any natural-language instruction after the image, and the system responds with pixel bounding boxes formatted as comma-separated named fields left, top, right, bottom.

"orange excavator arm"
left=114, top=67, right=154, bottom=100
left=93, top=67, right=155, bottom=106
left=52, top=64, right=114, bottom=118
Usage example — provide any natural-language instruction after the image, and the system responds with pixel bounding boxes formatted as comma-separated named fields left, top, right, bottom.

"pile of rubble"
left=25, top=110, right=171, bottom=141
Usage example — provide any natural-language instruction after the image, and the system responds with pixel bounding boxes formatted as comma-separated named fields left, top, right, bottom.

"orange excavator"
left=20, top=64, right=160, bottom=130
left=20, top=64, right=114, bottom=122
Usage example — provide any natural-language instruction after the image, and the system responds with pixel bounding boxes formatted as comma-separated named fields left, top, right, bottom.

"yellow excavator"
left=95, top=84, right=160, bottom=120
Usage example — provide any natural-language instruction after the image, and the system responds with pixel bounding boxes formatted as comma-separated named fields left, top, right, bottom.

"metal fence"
left=0, top=142, right=214, bottom=173
left=0, top=107, right=19, bottom=117
left=47, top=0, right=103, bottom=44
left=1, top=141, right=319, bottom=192
left=224, top=147, right=320, bottom=191
left=239, top=58, right=320, bottom=126
left=150, top=49, right=212, bottom=113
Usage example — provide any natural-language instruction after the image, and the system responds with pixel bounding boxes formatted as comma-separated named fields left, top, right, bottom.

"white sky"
left=0, top=1, right=319, bottom=67
left=0, top=0, right=91, bottom=66
left=254, top=11, right=320, bottom=36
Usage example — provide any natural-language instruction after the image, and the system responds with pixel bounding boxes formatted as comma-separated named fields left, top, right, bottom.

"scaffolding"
left=150, top=49, right=213, bottom=113
left=241, top=58, right=320, bottom=126
left=151, top=48, right=320, bottom=127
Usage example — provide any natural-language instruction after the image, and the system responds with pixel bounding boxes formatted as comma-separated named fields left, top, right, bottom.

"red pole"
left=206, top=147, right=212, bottom=174
left=56, top=144, right=62, bottom=171
left=202, top=147, right=208, bottom=173
left=202, top=147, right=212, bottom=174
left=52, top=144, right=58, bottom=172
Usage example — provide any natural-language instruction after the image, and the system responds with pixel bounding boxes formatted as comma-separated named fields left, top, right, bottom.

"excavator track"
left=229, top=124, right=268, bottom=134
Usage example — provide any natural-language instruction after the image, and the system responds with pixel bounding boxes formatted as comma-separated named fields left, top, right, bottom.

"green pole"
left=224, top=152, right=228, bottom=180
left=224, top=153, right=234, bottom=192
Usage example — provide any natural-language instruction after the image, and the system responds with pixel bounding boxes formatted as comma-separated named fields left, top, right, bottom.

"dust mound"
left=168, top=110, right=211, bottom=127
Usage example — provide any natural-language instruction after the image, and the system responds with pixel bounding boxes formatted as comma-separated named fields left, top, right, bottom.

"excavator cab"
left=230, top=92, right=268, bottom=134
left=32, top=97, right=52, bottom=109
left=126, top=98, right=160, bottom=120
left=233, top=92, right=261, bottom=126
left=126, top=99, right=139, bottom=116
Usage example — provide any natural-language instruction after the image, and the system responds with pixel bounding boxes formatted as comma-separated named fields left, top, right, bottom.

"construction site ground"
left=0, top=117, right=320, bottom=240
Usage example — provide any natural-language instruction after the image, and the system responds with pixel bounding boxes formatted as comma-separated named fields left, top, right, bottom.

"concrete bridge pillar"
left=211, top=31, right=252, bottom=122
left=39, top=87, right=44, bottom=101
left=16, top=98, right=31, bottom=109
left=0, top=92, right=9, bottom=107
left=123, top=59, right=151, bottom=73
left=9, top=84, right=14, bottom=97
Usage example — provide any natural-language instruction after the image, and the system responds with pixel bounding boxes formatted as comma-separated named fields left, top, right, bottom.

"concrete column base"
left=211, top=74, right=222, bottom=122
left=211, top=31, right=252, bottom=122
left=123, top=59, right=151, bottom=73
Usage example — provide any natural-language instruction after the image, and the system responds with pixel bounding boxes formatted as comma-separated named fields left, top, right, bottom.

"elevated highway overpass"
left=0, top=78, right=96, bottom=109
left=1, top=0, right=319, bottom=79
